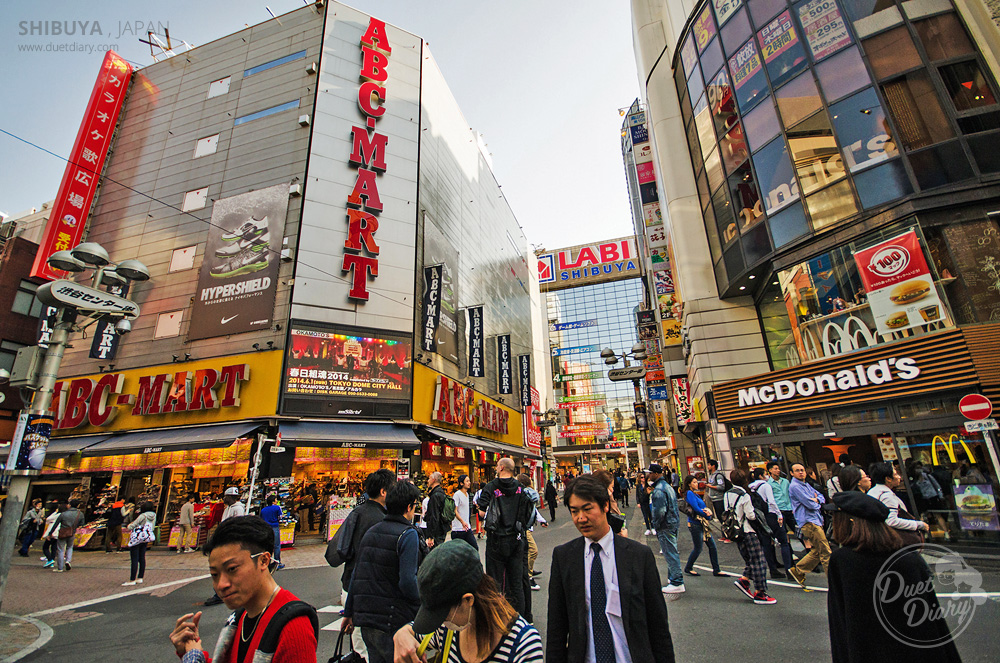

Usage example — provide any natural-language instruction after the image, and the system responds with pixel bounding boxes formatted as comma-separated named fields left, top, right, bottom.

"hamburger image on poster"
left=873, top=277, right=943, bottom=334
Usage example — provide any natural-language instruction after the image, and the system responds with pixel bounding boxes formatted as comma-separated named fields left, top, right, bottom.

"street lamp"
left=601, top=344, right=650, bottom=469
left=0, top=243, right=148, bottom=610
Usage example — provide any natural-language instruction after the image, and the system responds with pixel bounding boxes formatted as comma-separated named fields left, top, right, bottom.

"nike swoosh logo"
left=221, top=315, right=238, bottom=324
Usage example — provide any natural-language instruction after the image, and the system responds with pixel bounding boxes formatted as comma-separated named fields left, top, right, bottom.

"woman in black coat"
left=544, top=480, right=558, bottom=521
left=825, top=492, right=962, bottom=663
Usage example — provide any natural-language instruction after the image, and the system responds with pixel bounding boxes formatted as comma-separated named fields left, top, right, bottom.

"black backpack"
left=232, top=600, right=318, bottom=658
left=747, top=485, right=773, bottom=538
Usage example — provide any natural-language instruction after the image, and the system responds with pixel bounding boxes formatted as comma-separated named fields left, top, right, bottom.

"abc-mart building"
left=6, top=2, right=549, bottom=514
left=630, top=0, right=1000, bottom=542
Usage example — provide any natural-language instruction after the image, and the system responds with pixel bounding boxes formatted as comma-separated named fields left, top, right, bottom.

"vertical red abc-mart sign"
left=342, top=18, right=393, bottom=301
left=31, top=51, right=133, bottom=281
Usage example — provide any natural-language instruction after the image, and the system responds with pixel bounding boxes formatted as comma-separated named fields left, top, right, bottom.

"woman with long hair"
left=590, top=469, right=627, bottom=537
left=681, top=475, right=722, bottom=577
left=393, top=540, right=543, bottom=662
left=825, top=491, right=961, bottom=662
left=123, top=501, right=156, bottom=586
left=838, top=465, right=871, bottom=493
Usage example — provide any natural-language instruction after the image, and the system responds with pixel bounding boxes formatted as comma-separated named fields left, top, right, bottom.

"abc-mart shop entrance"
left=712, top=328, right=1000, bottom=547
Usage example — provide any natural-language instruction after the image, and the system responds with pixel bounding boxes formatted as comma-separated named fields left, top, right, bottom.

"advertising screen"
left=282, top=324, right=412, bottom=418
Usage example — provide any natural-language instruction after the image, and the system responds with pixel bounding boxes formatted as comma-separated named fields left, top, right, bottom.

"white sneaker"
left=662, top=584, right=686, bottom=594
left=644, top=529, right=651, bottom=536
left=122, top=580, right=137, bottom=586
left=137, top=578, right=144, bottom=584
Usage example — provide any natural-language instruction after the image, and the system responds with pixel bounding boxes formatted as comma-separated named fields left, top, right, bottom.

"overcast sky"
left=0, top=0, right=641, bottom=251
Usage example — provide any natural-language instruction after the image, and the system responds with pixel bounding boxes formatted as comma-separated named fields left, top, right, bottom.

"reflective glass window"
left=680, top=80, right=694, bottom=127
left=715, top=259, right=729, bottom=289
left=915, top=13, right=974, bottom=62
left=840, top=0, right=899, bottom=24
left=706, top=147, right=727, bottom=191
left=702, top=37, right=727, bottom=80
left=863, top=27, right=922, bottom=80
left=688, top=118, right=705, bottom=173
left=796, top=0, right=853, bottom=62
left=681, top=34, right=699, bottom=79
left=939, top=61, right=997, bottom=112
left=722, top=7, right=753, bottom=55
left=715, top=0, right=745, bottom=27
left=714, top=185, right=740, bottom=246
left=768, top=201, right=810, bottom=247
left=957, top=111, right=1000, bottom=135
left=728, top=39, right=769, bottom=109
left=694, top=94, right=716, bottom=158
left=758, top=10, right=810, bottom=88
left=787, top=111, right=846, bottom=195
left=908, top=140, right=974, bottom=188
left=754, top=136, right=800, bottom=213
left=695, top=4, right=720, bottom=53
left=881, top=71, right=955, bottom=150
left=852, top=158, right=913, bottom=207
left=688, top=65, right=706, bottom=103
left=815, top=46, right=870, bottom=102
left=742, top=222, right=772, bottom=265
left=709, top=69, right=739, bottom=138
left=724, top=241, right=746, bottom=277
left=697, top=168, right=712, bottom=211
left=704, top=204, right=725, bottom=264
left=830, top=87, right=898, bottom=171
left=750, top=0, right=788, bottom=26
left=675, top=65, right=689, bottom=106
left=968, top=131, right=1000, bottom=173
left=805, top=179, right=858, bottom=229
left=721, top=122, right=751, bottom=174
left=730, top=160, right=765, bottom=230
left=776, top=72, right=822, bottom=128
left=744, top=97, right=781, bottom=151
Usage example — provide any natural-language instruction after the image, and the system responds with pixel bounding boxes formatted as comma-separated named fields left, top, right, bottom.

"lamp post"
left=601, top=343, right=650, bottom=468
left=0, top=243, right=149, bottom=611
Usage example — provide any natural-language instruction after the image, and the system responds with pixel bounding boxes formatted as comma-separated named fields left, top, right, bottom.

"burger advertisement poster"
left=953, top=484, right=999, bottom=531
left=852, top=230, right=945, bottom=336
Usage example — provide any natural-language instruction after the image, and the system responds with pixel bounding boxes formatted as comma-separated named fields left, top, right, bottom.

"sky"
left=0, top=0, right=642, bottom=251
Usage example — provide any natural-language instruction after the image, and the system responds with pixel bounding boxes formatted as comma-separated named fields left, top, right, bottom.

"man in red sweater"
left=170, top=516, right=317, bottom=663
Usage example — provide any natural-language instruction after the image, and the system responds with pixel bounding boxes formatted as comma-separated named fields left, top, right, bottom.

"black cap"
left=413, top=540, right=483, bottom=634
left=646, top=463, right=663, bottom=474
left=822, top=491, right=890, bottom=521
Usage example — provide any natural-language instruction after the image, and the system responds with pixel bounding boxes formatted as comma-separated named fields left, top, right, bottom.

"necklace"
left=240, top=585, right=280, bottom=644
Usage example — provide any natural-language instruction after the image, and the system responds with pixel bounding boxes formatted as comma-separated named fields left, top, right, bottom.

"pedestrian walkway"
left=0, top=613, right=49, bottom=662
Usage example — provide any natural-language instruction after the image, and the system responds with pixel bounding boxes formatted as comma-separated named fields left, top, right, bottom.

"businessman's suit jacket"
left=546, top=533, right=675, bottom=663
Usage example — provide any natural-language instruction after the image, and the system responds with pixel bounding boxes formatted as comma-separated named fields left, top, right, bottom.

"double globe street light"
left=601, top=343, right=650, bottom=469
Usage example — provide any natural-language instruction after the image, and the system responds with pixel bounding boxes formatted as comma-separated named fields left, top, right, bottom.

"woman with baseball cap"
left=392, top=540, right=542, bottom=662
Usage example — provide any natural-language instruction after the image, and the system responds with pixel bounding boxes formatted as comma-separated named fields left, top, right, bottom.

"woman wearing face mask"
left=392, top=540, right=542, bottom=663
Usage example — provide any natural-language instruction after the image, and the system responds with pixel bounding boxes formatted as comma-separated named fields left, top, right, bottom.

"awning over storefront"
left=0, top=433, right=111, bottom=461
left=420, top=426, right=542, bottom=460
left=279, top=421, right=420, bottom=449
left=82, top=422, right=262, bottom=457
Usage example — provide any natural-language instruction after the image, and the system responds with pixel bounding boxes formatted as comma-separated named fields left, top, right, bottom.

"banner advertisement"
left=638, top=323, right=658, bottom=340
left=636, top=162, right=657, bottom=185
left=467, top=306, right=485, bottom=377
left=551, top=344, right=599, bottom=356
left=497, top=335, right=513, bottom=394
left=423, top=222, right=460, bottom=364
left=37, top=305, right=59, bottom=348
left=643, top=202, right=663, bottom=228
left=759, top=11, right=799, bottom=64
left=654, top=268, right=674, bottom=296
left=525, top=387, right=542, bottom=453
left=852, top=230, right=944, bottom=335
left=648, top=385, right=670, bottom=400
left=658, top=291, right=679, bottom=320
left=636, top=309, right=657, bottom=326
left=283, top=325, right=412, bottom=418
left=555, top=371, right=602, bottom=382
left=954, top=484, right=999, bottom=531
left=633, top=402, right=649, bottom=431
left=671, top=377, right=693, bottom=426
left=680, top=35, right=699, bottom=76
left=422, top=265, right=442, bottom=352
left=798, top=0, right=851, bottom=60
left=518, top=354, right=531, bottom=407
left=89, top=282, right=129, bottom=360
left=630, top=124, right=649, bottom=144
left=550, top=319, right=598, bottom=331
left=557, top=399, right=605, bottom=409
left=729, top=38, right=762, bottom=90
left=188, top=183, right=288, bottom=340
left=648, top=225, right=667, bottom=249
left=662, top=320, right=683, bottom=346
left=559, top=393, right=607, bottom=403
left=31, top=52, right=133, bottom=281
left=713, top=0, right=743, bottom=26
left=9, top=414, right=54, bottom=472
left=693, top=4, right=718, bottom=51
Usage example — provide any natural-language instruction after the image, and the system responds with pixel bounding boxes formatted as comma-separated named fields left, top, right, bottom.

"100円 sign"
left=36, top=280, right=139, bottom=318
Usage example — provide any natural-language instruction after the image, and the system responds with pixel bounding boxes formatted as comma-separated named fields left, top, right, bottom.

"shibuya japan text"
left=3, top=1, right=1000, bottom=661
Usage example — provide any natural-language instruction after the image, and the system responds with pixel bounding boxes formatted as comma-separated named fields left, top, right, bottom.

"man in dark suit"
left=547, top=475, right=675, bottom=663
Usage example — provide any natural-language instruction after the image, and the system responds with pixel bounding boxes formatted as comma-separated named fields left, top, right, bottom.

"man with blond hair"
left=476, top=457, right=534, bottom=615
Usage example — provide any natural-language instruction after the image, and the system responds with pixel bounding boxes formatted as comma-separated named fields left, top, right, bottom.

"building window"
left=154, top=311, right=184, bottom=339
left=193, top=134, right=219, bottom=158
left=0, top=340, right=26, bottom=374
left=233, top=99, right=300, bottom=127
left=12, top=280, right=42, bottom=317
left=169, top=246, right=197, bottom=273
left=182, top=187, right=209, bottom=212
left=243, top=50, right=307, bottom=78
left=207, top=77, right=231, bottom=99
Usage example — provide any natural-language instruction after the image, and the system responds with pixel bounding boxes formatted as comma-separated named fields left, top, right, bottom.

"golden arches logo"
left=931, top=434, right=975, bottom=465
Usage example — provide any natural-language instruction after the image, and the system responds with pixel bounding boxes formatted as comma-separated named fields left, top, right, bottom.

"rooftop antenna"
left=140, top=27, right=193, bottom=62
left=265, top=6, right=284, bottom=25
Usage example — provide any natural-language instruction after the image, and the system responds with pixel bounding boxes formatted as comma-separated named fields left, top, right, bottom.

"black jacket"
left=344, top=515, right=422, bottom=632
left=547, top=534, right=675, bottom=663
left=424, top=485, right=448, bottom=538
left=340, top=499, right=387, bottom=587
left=544, top=483, right=558, bottom=506
left=476, top=476, right=533, bottom=537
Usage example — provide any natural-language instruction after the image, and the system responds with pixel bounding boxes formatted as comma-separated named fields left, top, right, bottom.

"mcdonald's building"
left=712, top=326, right=1000, bottom=545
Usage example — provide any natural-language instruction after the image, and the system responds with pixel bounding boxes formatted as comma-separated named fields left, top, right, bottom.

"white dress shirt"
left=584, top=529, right=633, bottom=663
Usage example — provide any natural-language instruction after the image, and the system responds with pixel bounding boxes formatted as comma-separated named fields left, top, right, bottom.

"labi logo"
left=869, top=244, right=910, bottom=278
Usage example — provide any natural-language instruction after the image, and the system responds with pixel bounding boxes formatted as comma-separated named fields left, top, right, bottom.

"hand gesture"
left=170, top=611, right=203, bottom=656
left=393, top=624, right=427, bottom=663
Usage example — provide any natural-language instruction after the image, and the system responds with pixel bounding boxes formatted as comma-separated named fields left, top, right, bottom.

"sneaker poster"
left=188, top=182, right=288, bottom=340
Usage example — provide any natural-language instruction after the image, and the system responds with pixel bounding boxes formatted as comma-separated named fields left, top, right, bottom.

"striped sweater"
left=428, top=617, right=543, bottom=663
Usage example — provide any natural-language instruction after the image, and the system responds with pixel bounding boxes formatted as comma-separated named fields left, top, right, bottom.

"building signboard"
left=497, top=335, right=513, bottom=395
left=467, top=306, right=484, bottom=377
left=537, top=237, right=640, bottom=291
left=412, top=364, right=523, bottom=447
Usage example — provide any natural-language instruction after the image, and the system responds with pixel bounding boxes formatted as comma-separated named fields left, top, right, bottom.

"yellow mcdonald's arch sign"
left=931, top=434, right=976, bottom=465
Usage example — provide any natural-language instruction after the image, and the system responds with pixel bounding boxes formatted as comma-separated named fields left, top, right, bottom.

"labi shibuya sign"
left=536, top=237, right=640, bottom=291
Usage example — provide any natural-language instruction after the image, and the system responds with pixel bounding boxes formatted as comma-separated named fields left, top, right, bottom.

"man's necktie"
left=590, top=542, right=616, bottom=663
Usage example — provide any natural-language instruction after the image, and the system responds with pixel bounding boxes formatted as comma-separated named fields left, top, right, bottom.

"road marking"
left=27, top=574, right=211, bottom=618
left=321, top=617, right=345, bottom=632
left=0, top=613, right=54, bottom=663
left=693, top=565, right=829, bottom=593
left=317, top=605, right=344, bottom=613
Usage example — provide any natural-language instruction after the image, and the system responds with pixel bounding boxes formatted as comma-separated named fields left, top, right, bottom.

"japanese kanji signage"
left=32, top=51, right=133, bottom=280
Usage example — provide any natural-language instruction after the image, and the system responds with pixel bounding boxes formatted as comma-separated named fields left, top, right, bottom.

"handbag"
left=895, top=507, right=926, bottom=548
left=327, top=629, right=365, bottom=663
left=129, top=521, right=155, bottom=547
left=607, top=511, right=626, bottom=535
left=57, top=525, right=74, bottom=539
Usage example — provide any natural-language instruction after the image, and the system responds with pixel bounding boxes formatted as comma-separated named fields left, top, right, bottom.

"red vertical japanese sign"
left=31, top=51, right=133, bottom=280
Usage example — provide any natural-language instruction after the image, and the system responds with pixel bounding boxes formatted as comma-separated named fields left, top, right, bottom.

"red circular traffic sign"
left=959, top=394, right=993, bottom=420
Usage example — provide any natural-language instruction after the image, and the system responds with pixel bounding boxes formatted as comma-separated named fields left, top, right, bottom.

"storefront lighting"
left=748, top=275, right=756, bottom=279
left=739, top=286, right=746, bottom=290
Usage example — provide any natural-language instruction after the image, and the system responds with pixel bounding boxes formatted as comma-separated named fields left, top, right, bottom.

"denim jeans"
left=656, top=528, right=684, bottom=586
left=361, top=627, right=394, bottom=663
left=766, top=512, right=793, bottom=570
left=271, top=526, right=282, bottom=562
left=685, top=519, right=720, bottom=573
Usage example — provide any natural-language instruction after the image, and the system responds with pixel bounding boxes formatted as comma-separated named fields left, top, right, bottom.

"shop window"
left=753, top=136, right=800, bottom=213
left=243, top=50, right=307, bottom=78
left=805, top=179, right=858, bottom=229
left=897, top=398, right=960, bottom=419
left=768, top=201, right=810, bottom=247
left=681, top=33, right=700, bottom=80
left=787, top=111, right=846, bottom=196
left=0, top=340, right=27, bottom=374
left=680, top=83, right=695, bottom=128
left=687, top=119, right=705, bottom=174
left=706, top=147, right=726, bottom=192
left=957, top=111, right=1000, bottom=135
left=182, top=187, right=208, bottom=212
left=776, top=72, right=822, bottom=128
left=193, top=134, right=219, bottom=158
left=730, top=422, right=775, bottom=438
left=852, top=158, right=913, bottom=208
left=863, top=27, right=922, bottom=79
left=169, top=246, right=197, bottom=273
left=840, top=0, right=900, bottom=26
left=724, top=241, right=746, bottom=278
left=676, top=64, right=689, bottom=108
left=207, top=76, right=231, bottom=99
left=742, top=222, right=772, bottom=265
left=233, top=99, right=300, bottom=127
left=729, top=39, right=769, bottom=110
left=908, top=140, right=973, bottom=189
left=968, top=131, right=1000, bottom=173
left=709, top=69, right=739, bottom=138
left=758, top=10, right=810, bottom=88
left=704, top=39, right=727, bottom=82
left=714, top=185, right=740, bottom=246
left=939, top=61, right=997, bottom=112
left=881, top=71, right=955, bottom=150
left=914, top=12, right=974, bottom=61
left=721, top=122, right=750, bottom=174
left=759, top=278, right=800, bottom=368
left=704, top=205, right=725, bottom=264
left=776, top=415, right=824, bottom=431
left=935, top=217, right=1000, bottom=323
left=694, top=94, right=715, bottom=158
left=697, top=167, right=712, bottom=212
left=729, top=160, right=765, bottom=230
left=688, top=64, right=706, bottom=103
left=154, top=311, right=184, bottom=339
left=830, top=407, right=890, bottom=425
left=749, top=0, right=788, bottom=26
left=12, top=279, right=42, bottom=317
left=744, top=97, right=781, bottom=152
left=715, top=258, right=729, bottom=289
left=796, top=0, right=853, bottom=62
left=830, top=87, right=898, bottom=172
left=722, top=7, right=753, bottom=55
left=815, top=46, right=870, bottom=102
